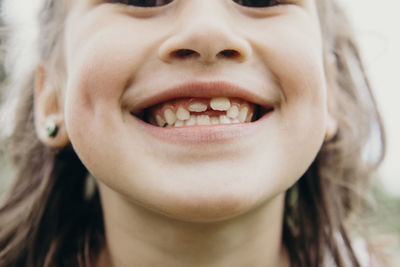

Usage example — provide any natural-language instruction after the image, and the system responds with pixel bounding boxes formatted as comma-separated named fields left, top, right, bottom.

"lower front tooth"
left=174, top=120, right=184, bottom=127
left=185, top=116, right=196, bottom=126
left=210, top=116, right=219, bottom=125
left=219, top=115, right=231, bottom=124
left=197, top=115, right=211, bottom=125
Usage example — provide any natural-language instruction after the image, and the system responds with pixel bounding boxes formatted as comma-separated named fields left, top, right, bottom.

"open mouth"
left=132, top=97, right=273, bottom=128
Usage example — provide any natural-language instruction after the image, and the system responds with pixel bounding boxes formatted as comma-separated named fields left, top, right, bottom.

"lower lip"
left=132, top=111, right=273, bottom=144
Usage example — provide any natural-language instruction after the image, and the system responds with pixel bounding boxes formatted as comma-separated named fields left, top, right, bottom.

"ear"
left=34, top=65, right=69, bottom=147
left=325, top=114, right=338, bottom=142
left=324, top=52, right=339, bottom=142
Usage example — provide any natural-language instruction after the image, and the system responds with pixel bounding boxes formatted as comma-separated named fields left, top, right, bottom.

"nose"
left=158, top=3, right=251, bottom=64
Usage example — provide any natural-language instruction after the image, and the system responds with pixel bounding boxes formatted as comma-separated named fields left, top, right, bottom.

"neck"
left=97, top=186, right=289, bottom=267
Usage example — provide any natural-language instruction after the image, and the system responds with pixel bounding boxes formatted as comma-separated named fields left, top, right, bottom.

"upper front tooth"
left=164, top=108, right=177, bottom=125
left=188, top=102, right=207, bottom=112
left=176, top=106, right=190, bottom=120
left=210, top=97, right=231, bottom=111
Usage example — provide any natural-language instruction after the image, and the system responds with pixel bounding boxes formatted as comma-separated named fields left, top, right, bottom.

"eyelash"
left=108, top=0, right=288, bottom=8
left=232, top=0, right=287, bottom=7
left=108, top=0, right=173, bottom=7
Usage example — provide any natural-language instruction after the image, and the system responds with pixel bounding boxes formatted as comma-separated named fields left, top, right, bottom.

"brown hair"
left=0, top=0, right=385, bottom=266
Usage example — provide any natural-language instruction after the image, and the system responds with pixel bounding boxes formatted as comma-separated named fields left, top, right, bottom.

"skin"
left=36, top=0, right=332, bottom=266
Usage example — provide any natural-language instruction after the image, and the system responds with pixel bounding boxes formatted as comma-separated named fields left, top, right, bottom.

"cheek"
left=255, top=17, right=328, bottom=131
left=63, top=33, right=134, bottom=173
left=64, top=21, right=155, bottom=129
left=246, top=13, right=326, bottom=104
left=250, top=18, right=328, bottom=170
left=64, top=14, right=163, bottom=111
left=273, top=45, right=328, bottom=168
left=63, top=43, right=124, bottom=152
left=62, top=16, right=168, bottom=189
left=66, top=36, right=134, bottom=105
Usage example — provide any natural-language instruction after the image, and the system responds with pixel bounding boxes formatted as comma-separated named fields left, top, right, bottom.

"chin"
left=122, top=165, right=289, bottom=223
left=147, top=193, right=263, bottom=223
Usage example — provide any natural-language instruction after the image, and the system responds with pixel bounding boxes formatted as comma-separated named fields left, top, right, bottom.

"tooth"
left=196, top=115, right=211, bottom=125
left=176, top=106, right=190, bottom=120
left=210, top=116, right=220, bottom=125
left=219, top=115, right=231, bottom=124
left=164, top=108, right=177, bottom=125
left=227, top=105, right=239, bottom=119
left=210, top=97, right=231, bottom=111
left=174, top=120, right=184, bottom=127
left=232, top=119, right=240, bottom=123
left=156, top=115, right=166, bottom=127
left=246, top=112, right=253, bottom=123
left=188, top=102, right=207, bottom=112
left=238, top=107, right=249, bottom=123
left=149, top=116, right=157, bottom=126
left=185, top=115, right=196, bottom=126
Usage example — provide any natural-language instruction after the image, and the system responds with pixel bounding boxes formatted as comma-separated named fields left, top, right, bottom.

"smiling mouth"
left=132, top=97, right=273, bottom=128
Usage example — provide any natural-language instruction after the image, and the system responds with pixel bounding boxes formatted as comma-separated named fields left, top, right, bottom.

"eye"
left=233, top=0, right=285, bottom=7
left=110, top=0, right=174, bottom=7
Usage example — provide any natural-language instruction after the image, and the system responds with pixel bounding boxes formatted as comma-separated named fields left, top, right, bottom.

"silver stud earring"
left=45, top=119, right=58, bottom=138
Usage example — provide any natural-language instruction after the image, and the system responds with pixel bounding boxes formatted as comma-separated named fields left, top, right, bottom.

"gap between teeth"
left=149, top=97, right=254, bottom=128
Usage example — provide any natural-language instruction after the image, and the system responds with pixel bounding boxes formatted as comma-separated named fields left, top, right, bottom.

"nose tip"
left=158, top=26, right=251, bottom=64
left=168, top=48, right=244, bottom=62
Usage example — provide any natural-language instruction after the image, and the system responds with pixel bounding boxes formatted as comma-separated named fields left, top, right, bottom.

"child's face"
left=62, top=0, right=328, bottom=221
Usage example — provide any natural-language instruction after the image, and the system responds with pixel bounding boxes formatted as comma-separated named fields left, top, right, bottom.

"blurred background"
left=338, top=0, right=400, bottom=197
left=338, top=0, right=400, bottom=262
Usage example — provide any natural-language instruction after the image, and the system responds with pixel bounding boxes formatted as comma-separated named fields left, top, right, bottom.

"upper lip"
left=122, top=81, right=277, bottom=115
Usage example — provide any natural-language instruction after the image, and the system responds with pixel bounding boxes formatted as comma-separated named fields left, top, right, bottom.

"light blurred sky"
left=338, top=0, right=400, bottom=196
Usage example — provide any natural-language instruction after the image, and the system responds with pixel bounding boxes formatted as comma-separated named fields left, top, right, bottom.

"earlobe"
left=325, top=115, right=338, bottom=142
left=34, top=65, right=69, bottom=148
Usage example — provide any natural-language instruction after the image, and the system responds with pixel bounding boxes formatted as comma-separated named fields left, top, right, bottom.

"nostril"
left=171, top=49, right=199, bottom=59
left=218, top=49, right=240, bottom=59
